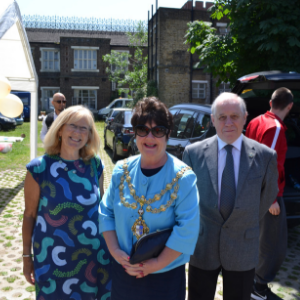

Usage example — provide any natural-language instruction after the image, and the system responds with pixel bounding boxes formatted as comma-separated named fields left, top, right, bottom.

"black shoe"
left=251, top=285, right=282, bottom=300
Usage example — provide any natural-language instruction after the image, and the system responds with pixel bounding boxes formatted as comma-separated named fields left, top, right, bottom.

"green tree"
left=185, top=0, right=300, bottom=86
left=103, top=21, right=149, bottom=104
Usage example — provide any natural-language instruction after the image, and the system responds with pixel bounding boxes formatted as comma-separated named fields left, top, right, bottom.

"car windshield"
left=124, top=112, right=133, bottom=125
left=112, top=110, right=120, bottom=117
left=169, top=109, right=198, bottom=139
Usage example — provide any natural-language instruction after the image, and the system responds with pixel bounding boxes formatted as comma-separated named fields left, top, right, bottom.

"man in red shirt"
left=246, top=87, right=294, bottom=300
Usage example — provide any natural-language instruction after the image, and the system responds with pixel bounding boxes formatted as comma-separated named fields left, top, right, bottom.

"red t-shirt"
left=246, top=111, right=287, bottom=201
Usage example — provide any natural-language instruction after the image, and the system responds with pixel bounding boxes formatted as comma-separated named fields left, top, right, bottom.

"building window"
left=40, top=48, right=60, bottom=72
left=219, top=82, right=231, bottom=94
left=192, top=81, right=207, bottom=99
left=72, top=89, right=97, bottom=110
left=111, top=50, right=129, bottom=73
left=40, top=87, right=60, bottom=110
left=71, top=47, right=99, bottom=72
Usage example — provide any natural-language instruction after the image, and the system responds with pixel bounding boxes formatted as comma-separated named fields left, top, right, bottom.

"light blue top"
left=99, top=153, right=200, bottom=273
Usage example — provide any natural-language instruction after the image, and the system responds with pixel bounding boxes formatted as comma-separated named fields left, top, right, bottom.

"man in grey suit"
left=183, top=92, right=278, bottom=300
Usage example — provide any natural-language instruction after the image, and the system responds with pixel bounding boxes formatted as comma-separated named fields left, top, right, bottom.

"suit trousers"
left=255, top=196, right=287, bottom=285
left=188, top=264, right=255, bottom=300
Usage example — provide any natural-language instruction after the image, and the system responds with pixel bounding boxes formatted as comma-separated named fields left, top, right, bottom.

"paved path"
left=0, top=144, right=300, bottom=299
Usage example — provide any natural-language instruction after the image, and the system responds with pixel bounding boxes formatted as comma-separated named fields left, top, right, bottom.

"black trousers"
left=188, top=264, right=255, bottom=300
left=255, top=196, right=287, bottom=285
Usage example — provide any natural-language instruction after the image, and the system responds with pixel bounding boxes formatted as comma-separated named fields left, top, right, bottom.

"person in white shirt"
left=40, top=93, right=66, bottom=142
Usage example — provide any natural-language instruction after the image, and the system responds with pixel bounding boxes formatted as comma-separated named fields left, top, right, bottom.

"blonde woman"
left=22, top=106, right=111, bottom=299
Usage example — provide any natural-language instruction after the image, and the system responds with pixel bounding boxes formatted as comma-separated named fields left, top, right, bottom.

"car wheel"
left=112, top=140, right=118, bottom=161
left=104, top=135, right=108, bottom=149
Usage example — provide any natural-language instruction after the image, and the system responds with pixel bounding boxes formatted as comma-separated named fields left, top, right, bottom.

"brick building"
left=148, top=0, right=230, bottom=107
left=26, top=28, right=140, bottom=113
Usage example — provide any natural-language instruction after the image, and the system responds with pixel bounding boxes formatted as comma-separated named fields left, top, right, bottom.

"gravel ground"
left=0, top=141, right=299, bottom=299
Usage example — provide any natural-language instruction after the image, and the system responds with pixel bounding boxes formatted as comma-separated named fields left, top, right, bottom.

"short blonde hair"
left=44, top=105, right=100, bottom=161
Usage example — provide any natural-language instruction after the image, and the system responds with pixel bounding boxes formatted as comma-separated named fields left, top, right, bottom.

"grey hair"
left=211, top=92, right=247, bottom=116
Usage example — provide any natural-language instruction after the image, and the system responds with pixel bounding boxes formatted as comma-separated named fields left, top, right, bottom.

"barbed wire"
left=22, top=15, right=148, bottom=32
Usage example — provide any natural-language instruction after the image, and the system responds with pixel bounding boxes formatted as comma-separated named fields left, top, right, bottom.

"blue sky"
left=16, top=0, right=212, bottom=20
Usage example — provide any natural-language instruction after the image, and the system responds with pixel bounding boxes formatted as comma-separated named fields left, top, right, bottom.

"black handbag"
left=129, top=228, right=172, bottom=265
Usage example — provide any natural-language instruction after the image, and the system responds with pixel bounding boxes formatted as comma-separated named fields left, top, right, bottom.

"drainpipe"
left=148, top=11, right=150, bottom=81
left=189, top=0, right=194, bottom=103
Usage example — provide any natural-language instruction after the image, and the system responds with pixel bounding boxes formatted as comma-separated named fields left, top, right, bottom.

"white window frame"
left=71, top=86, right=99, bottom=110
left=219, top=82, right=231, bottom=94
left=111, top=50, right=129, bottom=74
left=71, top=46, right=99, bottom=72
left=40, top=87, right=60, bottom=110
left=192, top=80, right=208, bottom=99
left=40, top=48, right=60, bottom=72
left=112, top=82, right=117, bottom=91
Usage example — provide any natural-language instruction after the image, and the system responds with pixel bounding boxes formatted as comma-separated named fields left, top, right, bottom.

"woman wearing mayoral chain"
left=99, top=97, right=200, bottom=300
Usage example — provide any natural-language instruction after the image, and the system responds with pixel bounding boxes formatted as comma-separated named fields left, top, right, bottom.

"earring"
left=85, top=143, right=88, bottom=147
left=59, top=137, right=61, bottom=141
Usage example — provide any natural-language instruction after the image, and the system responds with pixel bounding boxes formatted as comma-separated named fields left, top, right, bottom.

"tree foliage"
left=185, top=0, right=300, bottom=86
left=103, top=21, right=149, bottom=105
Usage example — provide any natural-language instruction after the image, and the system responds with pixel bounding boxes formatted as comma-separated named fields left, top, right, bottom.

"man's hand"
left=269, top=201, right=280, bottom=215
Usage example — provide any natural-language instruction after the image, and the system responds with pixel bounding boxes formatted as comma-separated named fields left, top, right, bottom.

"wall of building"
left=149, top=1, right=229, bottom=106
left=59, top=37, right=111, bottom=111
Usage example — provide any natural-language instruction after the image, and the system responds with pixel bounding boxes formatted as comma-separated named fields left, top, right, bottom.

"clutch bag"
left=129, top=228, right=172, bottom=265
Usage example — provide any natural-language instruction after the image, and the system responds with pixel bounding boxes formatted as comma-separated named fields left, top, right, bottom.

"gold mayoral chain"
left=119, top=159, right=192, bottom=240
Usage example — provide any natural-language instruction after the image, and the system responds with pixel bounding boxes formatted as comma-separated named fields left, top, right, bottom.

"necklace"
left=119, top=158, right=191, bottom=240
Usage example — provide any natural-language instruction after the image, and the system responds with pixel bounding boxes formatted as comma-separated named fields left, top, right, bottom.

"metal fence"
left=22, top=15, right=147, bottom=32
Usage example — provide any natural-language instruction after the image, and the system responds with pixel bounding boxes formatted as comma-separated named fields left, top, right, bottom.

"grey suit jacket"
left=183, top=135, right=278, bottom=272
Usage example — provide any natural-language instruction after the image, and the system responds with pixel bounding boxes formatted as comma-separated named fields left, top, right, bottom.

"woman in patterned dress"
left=22, top=105, right=112, bottom=300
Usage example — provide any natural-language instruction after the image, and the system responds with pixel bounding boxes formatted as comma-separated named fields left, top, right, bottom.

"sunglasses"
left=135, top=125, right=169, bottom=138
left=55, top=100, right=67, bottom=104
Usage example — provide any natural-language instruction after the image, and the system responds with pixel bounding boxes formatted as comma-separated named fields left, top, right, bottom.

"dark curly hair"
left=131, top=97, right=173, bottom=140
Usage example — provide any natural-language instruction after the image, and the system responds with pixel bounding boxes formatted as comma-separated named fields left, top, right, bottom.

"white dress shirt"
left=40, top=110, right=58, bottom=142
left=217, top=134, right=243, bottom=208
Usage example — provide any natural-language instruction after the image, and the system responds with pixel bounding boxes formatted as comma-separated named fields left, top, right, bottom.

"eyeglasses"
left=135, top=125, right=169, bottom=138
left=66, top=123, right=90, bottom=133
left=55, top=100, right=67, bottom=104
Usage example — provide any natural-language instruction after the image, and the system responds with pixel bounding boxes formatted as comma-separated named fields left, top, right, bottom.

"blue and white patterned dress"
left=26, top=154, right=112, bottom=300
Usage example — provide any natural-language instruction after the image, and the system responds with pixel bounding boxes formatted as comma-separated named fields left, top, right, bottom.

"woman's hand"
left=124, top=258, right=160, bottom=278
left=111, top=248, right=130, bottom=266
left=23, top=257, right=35, bottom=285
left=125, top=246, right=182, bottom=279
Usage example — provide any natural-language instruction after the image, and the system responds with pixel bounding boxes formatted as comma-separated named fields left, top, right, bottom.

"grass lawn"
left=0, top=121, right=105, bottom=171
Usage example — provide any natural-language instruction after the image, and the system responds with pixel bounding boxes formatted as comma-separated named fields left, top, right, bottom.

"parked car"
left=0, top=113, right=17, bottom=131
left=232, top=71, right=300, bottom=227
left=11, top=91, right=31, bottom=121
left=98, top=98, right=133, bottom=120
left=105, top=108, right=131, bottom=125
left=127, top=71, right=300, bottom=226
left=127, top=103, right=216, bottom=157
left=104, top=109, right=134, bottom=160
left=15, top=113, right=24, bottom=126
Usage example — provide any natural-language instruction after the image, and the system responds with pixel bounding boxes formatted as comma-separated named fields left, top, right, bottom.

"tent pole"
left=30, top=83, right=38, bottom=159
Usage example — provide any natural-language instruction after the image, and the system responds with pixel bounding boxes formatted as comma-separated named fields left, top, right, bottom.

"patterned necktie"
left=220, top=145, right=236, bottom=221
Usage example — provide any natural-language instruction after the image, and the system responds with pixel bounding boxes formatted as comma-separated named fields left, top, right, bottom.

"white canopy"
left=0, top=0, right=38, bottom=160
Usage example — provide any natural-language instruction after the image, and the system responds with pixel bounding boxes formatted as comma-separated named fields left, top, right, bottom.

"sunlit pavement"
left=0, top=144, right=299, bottom=299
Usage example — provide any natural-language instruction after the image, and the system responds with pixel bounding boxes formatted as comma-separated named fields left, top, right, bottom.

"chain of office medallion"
left=119, top=159, right=192, bottom=214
